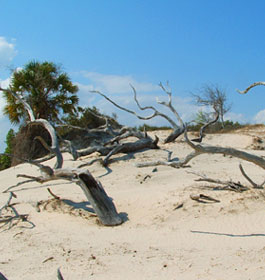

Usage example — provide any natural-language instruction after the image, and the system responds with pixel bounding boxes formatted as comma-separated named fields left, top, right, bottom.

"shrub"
left=0, top=129, right=16, bottom=170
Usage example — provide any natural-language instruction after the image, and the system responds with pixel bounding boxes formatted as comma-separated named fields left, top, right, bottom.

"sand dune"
left=0, top=127, right=265, bottom=279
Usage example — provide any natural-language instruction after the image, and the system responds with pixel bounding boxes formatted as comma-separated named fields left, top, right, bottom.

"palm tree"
left=3, top=61, right=79, bottom=124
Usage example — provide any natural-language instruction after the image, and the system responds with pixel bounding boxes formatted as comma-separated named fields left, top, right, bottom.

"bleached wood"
left=237, top=82, right=265, bottom=94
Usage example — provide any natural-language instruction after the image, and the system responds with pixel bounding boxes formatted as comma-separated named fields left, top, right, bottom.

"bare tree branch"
left=237, top=82, right=265, bottom=94
left=0, top=87, right=123, bottom=226
left=158, top=82, right=185, bottom=127
left=184, top=128, right=265, bottom=170
left=57, top=268, right=64, bottom=280
left=0, top=87, right=35, bottom=121
left=0, top=153, right=54, bottom=176
left=187, top=170, right=249, bottom=192
left=239, top=164, right=265, bottom=189
left=191, top=111, right=219, bottom=143
left=92, top=83, right=185, bottom=143
left=0, top=192, right=35, bottom=230
left=137, top=128, right=265, bottom=171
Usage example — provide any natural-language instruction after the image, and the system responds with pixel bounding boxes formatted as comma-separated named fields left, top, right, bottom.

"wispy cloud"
left=253, top=109, right=265, bottom=124
left=77, top=79, right=201, bottom=126
left=0, top=37, right=17, bottom=65
left=224, top=112, right=247, bottom=123
left=80, top=71, right=159, bottom=94
left=0, top=77, right=11, bottom=116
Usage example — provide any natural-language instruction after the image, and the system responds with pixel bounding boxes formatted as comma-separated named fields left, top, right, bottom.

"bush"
left=138, top=124, right=171, bottom=131
left=0, top=129, right=16, bottom=170
left=188, top=120, right=244, bottom=133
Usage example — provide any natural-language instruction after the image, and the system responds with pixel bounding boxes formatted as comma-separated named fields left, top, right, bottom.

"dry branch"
left=0, top=87, right=123, bottom=226
left=239, top=164, right=265, bottom=189
left=0, top=192, right=34, bottom=230
left=188, top=171, right=249, bottom=192
left=10, top=167, right=123, bottom=226
left=136, top=128, right=265, bottom=175
left=190, top=194, right=220, bottom=203
left=92, top=83, right=185, bottom=143
left=191, top=110, right=219, bottom=143
left=184, top=129, right=265, bottom=170
left=237, top=82, right=265, bottom=94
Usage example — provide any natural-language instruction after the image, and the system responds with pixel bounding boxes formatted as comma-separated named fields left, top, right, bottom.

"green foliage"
left=3, top=61, right=79, bottom=124
left=193, top=110, right=211, bottom=125
left=192, top=84, right=232, bottom=126
left=138, top=124, right=171, bottom=131
left=188, top=120, right=244, bottom=133
left=64, top=106, right=106, bottom=129
left=0, top=129, right=16, bottom=170
left=59, top=106, right=121, bottom=138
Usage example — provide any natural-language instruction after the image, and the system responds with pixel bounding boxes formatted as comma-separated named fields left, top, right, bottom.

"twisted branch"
left=237, top=82, right=265, bottom=94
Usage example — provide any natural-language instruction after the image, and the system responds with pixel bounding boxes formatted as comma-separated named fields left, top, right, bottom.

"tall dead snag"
left=91, top=82, right=185, bottom=143
left=0, top=87, right=123, bottom=226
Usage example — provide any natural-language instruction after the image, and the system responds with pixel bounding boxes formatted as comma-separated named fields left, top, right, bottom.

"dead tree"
left=136, top=127, right=265, bottom=170
left=133, top=82, right=265, bottom=188
left=192, top=84, right=231, bottom=128
left=91, top=82, right=185, bottom=143
left=76, top=127, right=159, bottom=166
left=0, top=87, right=123, bottom=226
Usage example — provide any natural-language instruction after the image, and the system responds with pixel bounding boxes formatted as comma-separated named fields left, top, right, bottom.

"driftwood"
left=188, top=171, right=249, bottom=192
left=239, top=164, right=265, bottom=189
left=0, top=87, right=123, bottom=226
left=191, top=110, right=219, bottom=143
left=57, top=268, right=64, bottom=280
left=91, top=82, right=185, bottom=143
left=190, top=194, right=220, bottom=203
left=0, top=269, right=64, bottom=280
left=0, top=192, right=34, bottom=230
left=0, top=272, right=8, bottom=280
left=237, top=81, right=265, bottom=94
left=137, top=128, right=265, bottom=171
left=3, top=159, right=123, bottom=226
left=76, top=128, right=159, bottom=166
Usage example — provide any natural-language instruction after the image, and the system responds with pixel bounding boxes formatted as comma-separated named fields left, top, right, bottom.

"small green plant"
left=193, top=110, right=211, bottom=125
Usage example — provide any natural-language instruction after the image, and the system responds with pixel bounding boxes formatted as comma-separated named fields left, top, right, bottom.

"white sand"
left=0, top=127, right=265, bottom=279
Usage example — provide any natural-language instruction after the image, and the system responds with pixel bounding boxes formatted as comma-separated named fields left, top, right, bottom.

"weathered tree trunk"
left=164, top=127, right=185, bottom=143
left=0, top=272, right=8, bottom=280
left=77, top=170, right=123, bottom=226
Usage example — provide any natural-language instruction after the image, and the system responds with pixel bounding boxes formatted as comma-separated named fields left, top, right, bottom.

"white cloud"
left=0, top=77, right=11, bottom=116
left=80, top=71, right=159, bottom=94
left=253, top=109, right=265, bottom=124
left=0, top=77, right=11, bottom=88
left=77, top=80, right=201, bottom=127
left=224, top=112, right=247, bottom=123
left=0, top=37, right=17, bottom=65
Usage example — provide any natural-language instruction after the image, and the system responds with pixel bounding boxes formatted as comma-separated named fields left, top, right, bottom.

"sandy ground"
left=0, top=127, right=265, bottom=280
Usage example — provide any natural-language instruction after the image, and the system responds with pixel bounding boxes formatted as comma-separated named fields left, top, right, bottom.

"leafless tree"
left=192, top=84, right=232, bottom=128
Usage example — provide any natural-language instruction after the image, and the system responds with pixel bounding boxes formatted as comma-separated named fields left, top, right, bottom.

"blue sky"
left=0, top=0, right=265, bottom=151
